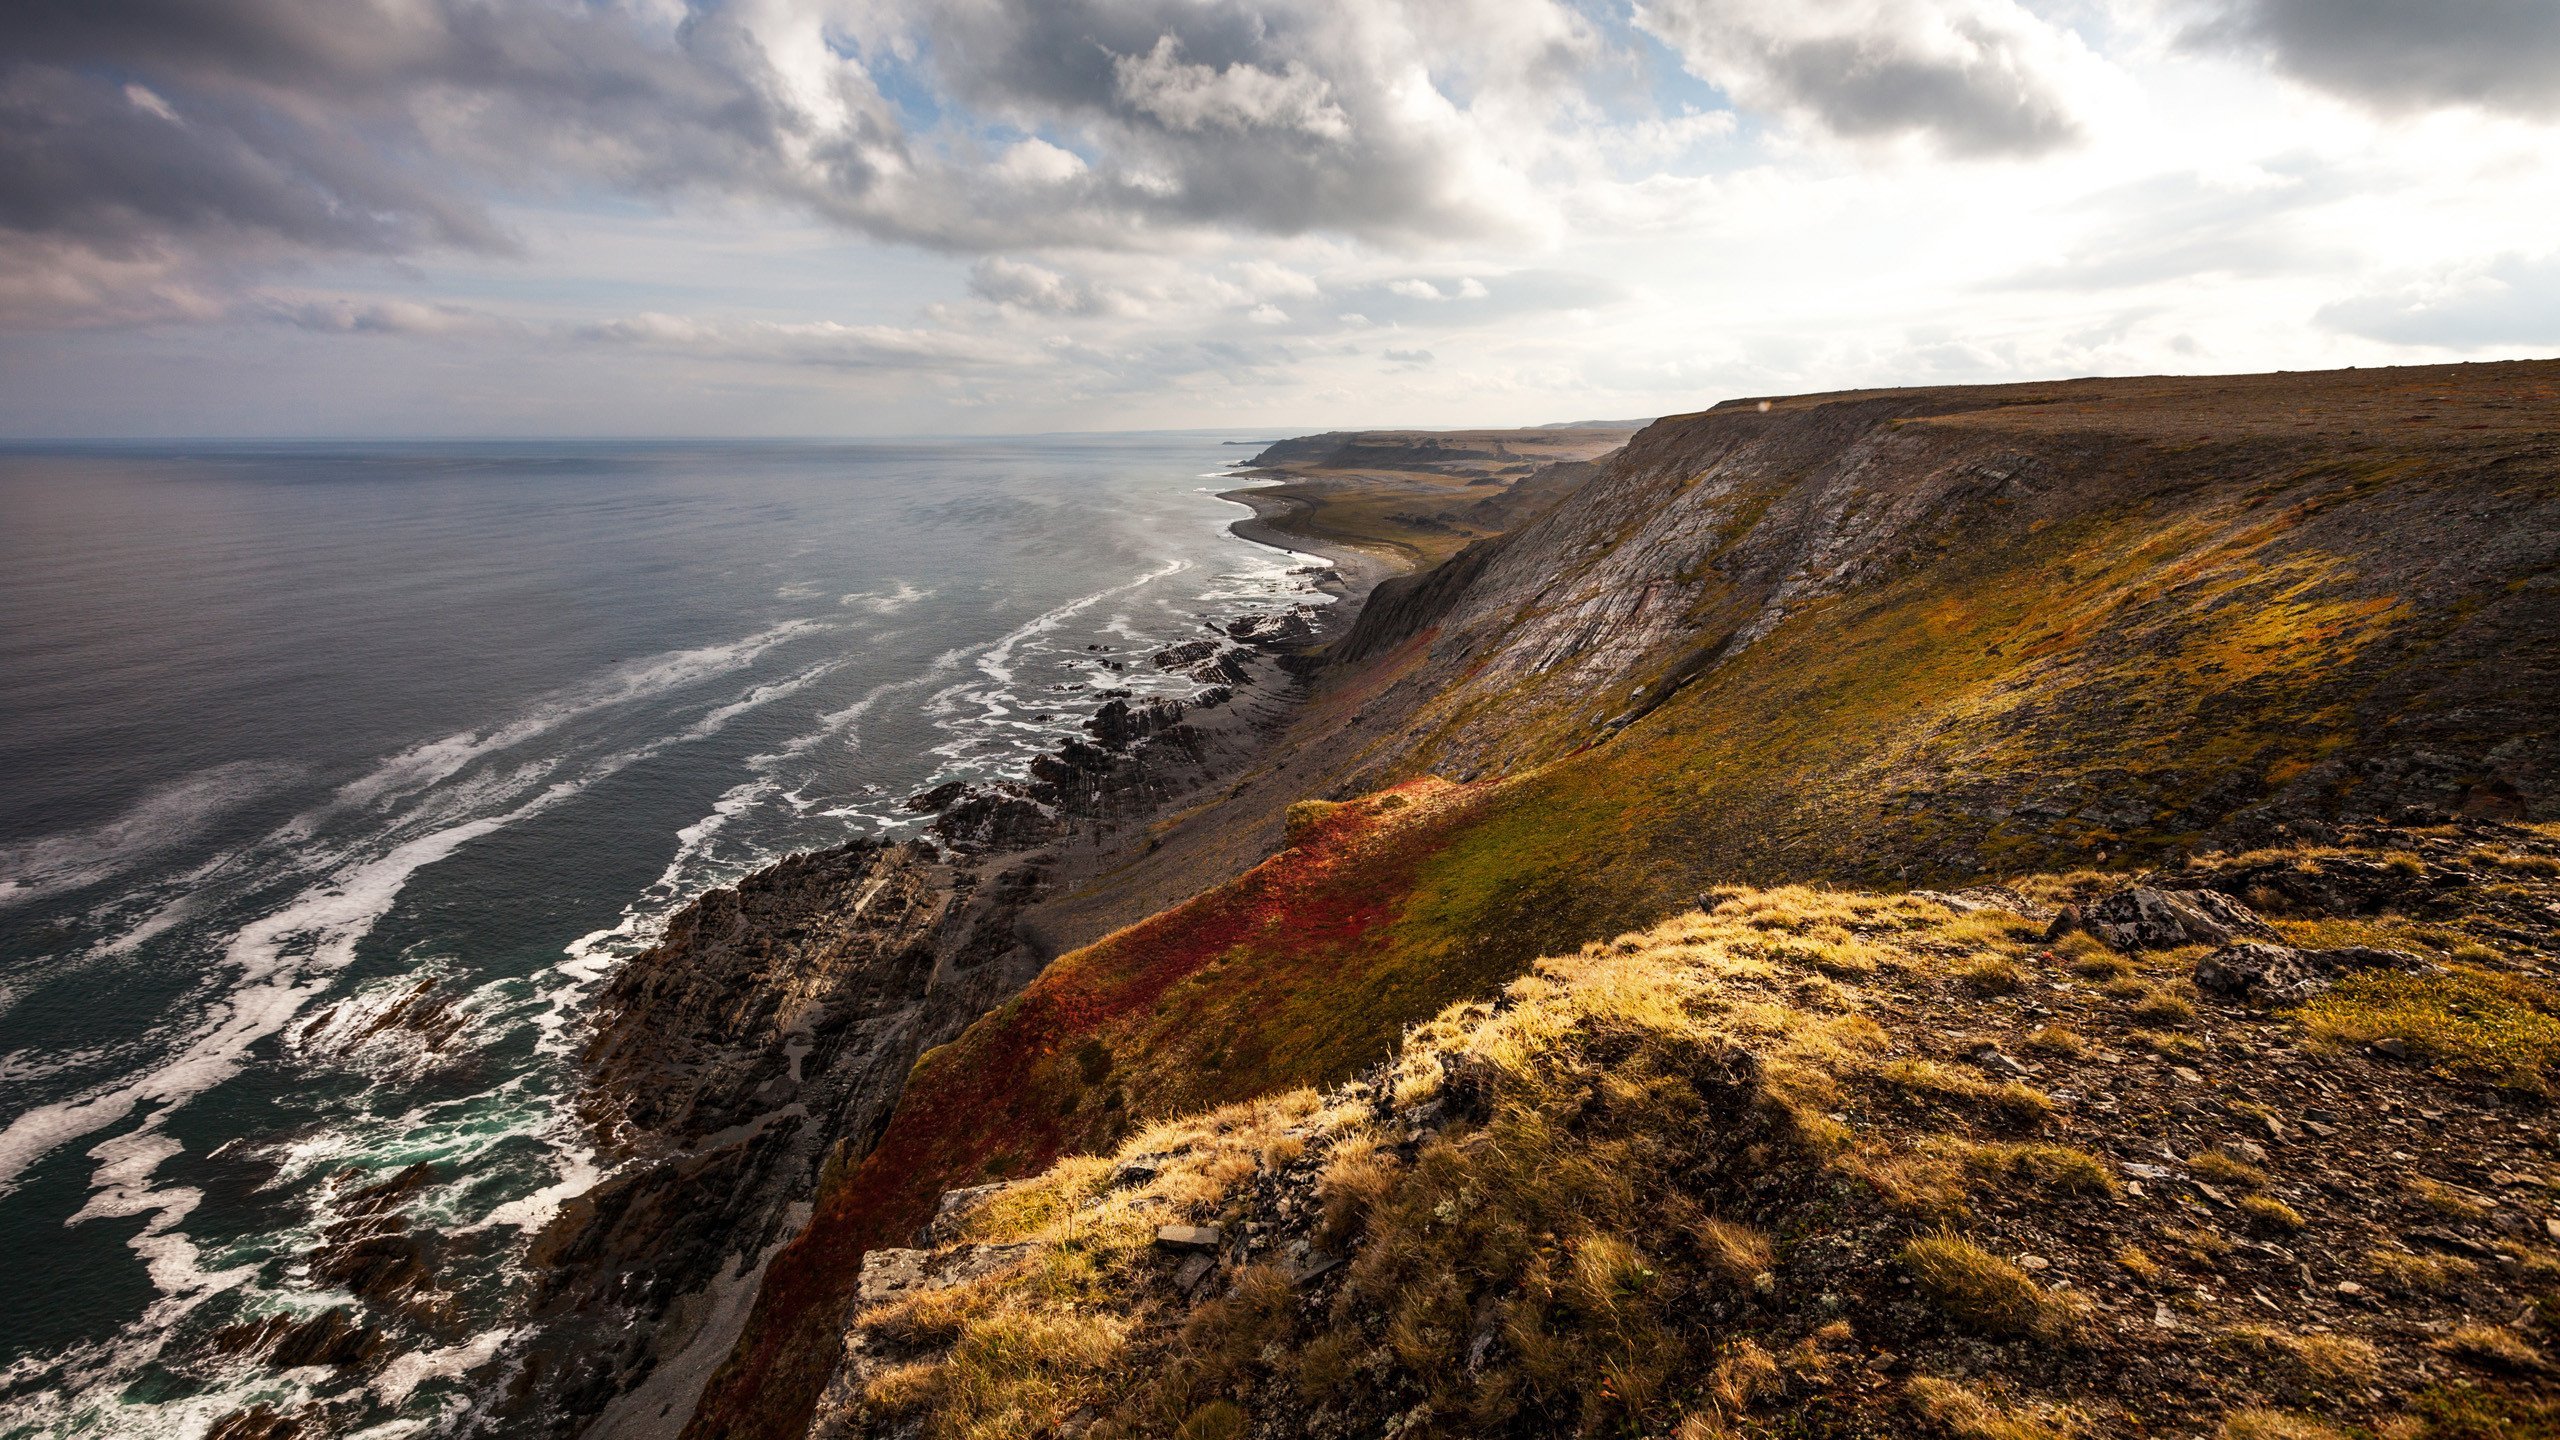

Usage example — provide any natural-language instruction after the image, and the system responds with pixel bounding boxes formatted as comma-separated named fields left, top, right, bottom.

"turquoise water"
left=0, top=436, right=1317, bottom=1435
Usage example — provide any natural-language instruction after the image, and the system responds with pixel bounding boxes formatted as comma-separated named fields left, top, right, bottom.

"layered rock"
left=503, top=840, right=1046, bottom=1437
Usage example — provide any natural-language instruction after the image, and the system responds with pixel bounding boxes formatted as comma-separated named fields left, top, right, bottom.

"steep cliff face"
left=505, top=841, right=1050, bottom=1437
left=1333, top=366, right=2559, bottom=824
left=683, top=361, right=2560, bottom=1440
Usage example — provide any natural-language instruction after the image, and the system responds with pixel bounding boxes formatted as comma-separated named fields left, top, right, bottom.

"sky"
left=1, top=0, right=2555, bottom=437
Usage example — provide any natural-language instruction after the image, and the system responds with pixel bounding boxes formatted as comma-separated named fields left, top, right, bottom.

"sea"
left=0, top=435, right=1325, bottom=1437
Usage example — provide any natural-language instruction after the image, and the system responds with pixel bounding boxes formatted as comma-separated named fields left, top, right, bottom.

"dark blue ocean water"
left=0, top=437, right=1319, bottom=1435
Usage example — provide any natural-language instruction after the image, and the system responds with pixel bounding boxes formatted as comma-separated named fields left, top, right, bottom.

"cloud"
left=1111, top=34, right=1352, bottom=139
left=262, top=296, right=509, bottom=336
left=1993, top=161, right=2348, bottom=291
left=968, top=257, right=1127, bottom=315
left=2317, top=253, right=2560, bottom=348
left=573, top=313, right=1026, bottom=371
left=0, top=59, right=502, bottom=258
left=1632, top=0, right=2089, bottom=156
left=2187, top=0, right=2560, bottom=117
left=0, top=0, right=1600, bottom=327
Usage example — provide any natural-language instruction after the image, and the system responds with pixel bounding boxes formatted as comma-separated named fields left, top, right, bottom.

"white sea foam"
left=0, top=761, right=300, bottom=912
left=335, top=619, right=825, bottom=809
left=840, top=580, right=928, bottom=614
left=373, top=1328, right=517, bottom=1405
left=970, top=558, right=1187, bottom=688
left=0, top=636, right=841, bottom=1201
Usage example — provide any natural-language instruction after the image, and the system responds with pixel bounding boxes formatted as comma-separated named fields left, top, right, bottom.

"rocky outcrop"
left=500, top=840, right=1047, bottom=1437
left=919, top=693, right=1223, bottom=853
left=2063, top=886, right=2278, bottom=951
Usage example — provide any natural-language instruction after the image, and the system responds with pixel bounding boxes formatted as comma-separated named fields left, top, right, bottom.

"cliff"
left=679, top=361, right=2560, bottom=1440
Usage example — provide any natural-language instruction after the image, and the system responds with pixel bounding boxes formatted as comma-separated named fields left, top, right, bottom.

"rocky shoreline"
left=473, top=513, right=1392, bottom=1440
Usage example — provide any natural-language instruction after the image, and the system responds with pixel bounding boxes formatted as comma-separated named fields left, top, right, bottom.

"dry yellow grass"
left=812, top=857, right=2560, bottom=1440
left=1959, top=956, right=2030, bottom=994
left=1876, top=1059, right=2054, bottom=1127
left=2023, top=1023, right=2088, bottom=1057
left=2405, top=1175, right=2492, bottom=1219
left=2221, top=1324, right=2381, bottom=1385
left=2221, top=1411, right=2348, bottom=1440
left=2189, top=1148, right=2270, bottom=1189
left=1907, top=1374, right=2080, bottom=1439
left=1957, top=1141, right=2121, bottom=1198
left=1695, top=1218, right=1774, bottom=1287
left=2434, top=1324, right=2546, bottom=1374
left=2239, top=1194, right=2306, bottom=1233
left=2364, top=1246, right=2476, bottom=1297
left=2130, top=988, right=2198, bottom=1028
left=1900, top=1231, right=2086, bottom=1338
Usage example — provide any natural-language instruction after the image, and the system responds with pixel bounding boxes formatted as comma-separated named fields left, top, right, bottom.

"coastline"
left=512, top=491, right=1405, bottom=1440
left=1215, top=473, right=1413, bottom=595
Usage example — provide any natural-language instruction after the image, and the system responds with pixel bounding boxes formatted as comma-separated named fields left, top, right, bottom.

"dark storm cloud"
left=2190, top=0, right=2560, bottom=117
left=0, top=63, right=499, bottom=257
left=0, top=0, right=1570, bottom=326
left=1634, top=0, right=2086, bottom=157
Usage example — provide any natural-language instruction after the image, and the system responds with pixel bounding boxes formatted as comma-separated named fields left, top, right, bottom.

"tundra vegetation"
left=689, top=364, right=2560, bottom=1440
left=811, top=827, right=2560, bottom=1440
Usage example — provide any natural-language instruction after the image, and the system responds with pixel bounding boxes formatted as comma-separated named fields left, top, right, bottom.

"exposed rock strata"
left=514, top=596, right=1353, bottom=1439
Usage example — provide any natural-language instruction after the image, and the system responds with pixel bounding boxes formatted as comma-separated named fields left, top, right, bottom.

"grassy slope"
left=689, top=365, right=2560, bottom=1439
left=818, top=828, right=2560, bottom=1440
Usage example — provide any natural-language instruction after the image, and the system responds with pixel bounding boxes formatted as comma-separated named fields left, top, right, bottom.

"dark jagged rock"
left=929, top=785, right=1060, bottom=852
left=1226, top=607, right=1317, bottom=647
left=524, top=621, right=1295, bottom=1436
left=901, top=781, right=969, bottom=815
left=207, top=1405, right=307, bottom=1440
left=2193, top=942, right=2319, bottom=1000
left=306, top=1163, right=443, bottom=1311
left=501, top=839, right=1028, bottom=1436
left=213, top=1306, right=384, bottom=1369
left=1085, top=696, right=1184, bottom=749
left=1150, top=639, right=1221, bottom=670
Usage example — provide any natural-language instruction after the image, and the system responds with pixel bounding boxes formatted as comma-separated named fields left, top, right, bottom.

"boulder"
left=1155, top=1224, right=1224, bottom=1251
left=858, top=1242, right=1040, bottom=1307
left=902, top=780, right=970, bottom=815
left=2194, top=942, right=2319, bottom=999
left=2084, top=887, right=2276, bottom=951
left=930, top=785, right=1062, bottom=851
left=2306, top=944, right=2425, bottom=972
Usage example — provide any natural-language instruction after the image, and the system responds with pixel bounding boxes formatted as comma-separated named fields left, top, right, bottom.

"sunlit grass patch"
left=2189, top=1148, right=2270, bottom=1189
left=2433, top=1324, right=2546, bottom=1375
left=2220, top=1324, right=2380, bottom=1386
left=2295, top=964, right=2560, bottom=1090
left=1901, top=1231, right=2086, bottom=1338
left=2220, top=1410, right=2348, bottom=1440
left=1876, top=1059, right=2054, bottom=1127
left=1956, top=1141, right=2121, bottom=1199
left=2365, top=1246, right=2476, bottom=1297
left=2023, top=1023, right=2088, bottom=1057
left=2239, top=1195, right=2305, bottom=1233
left=1906, top=1374, right=2081, bottom=1439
